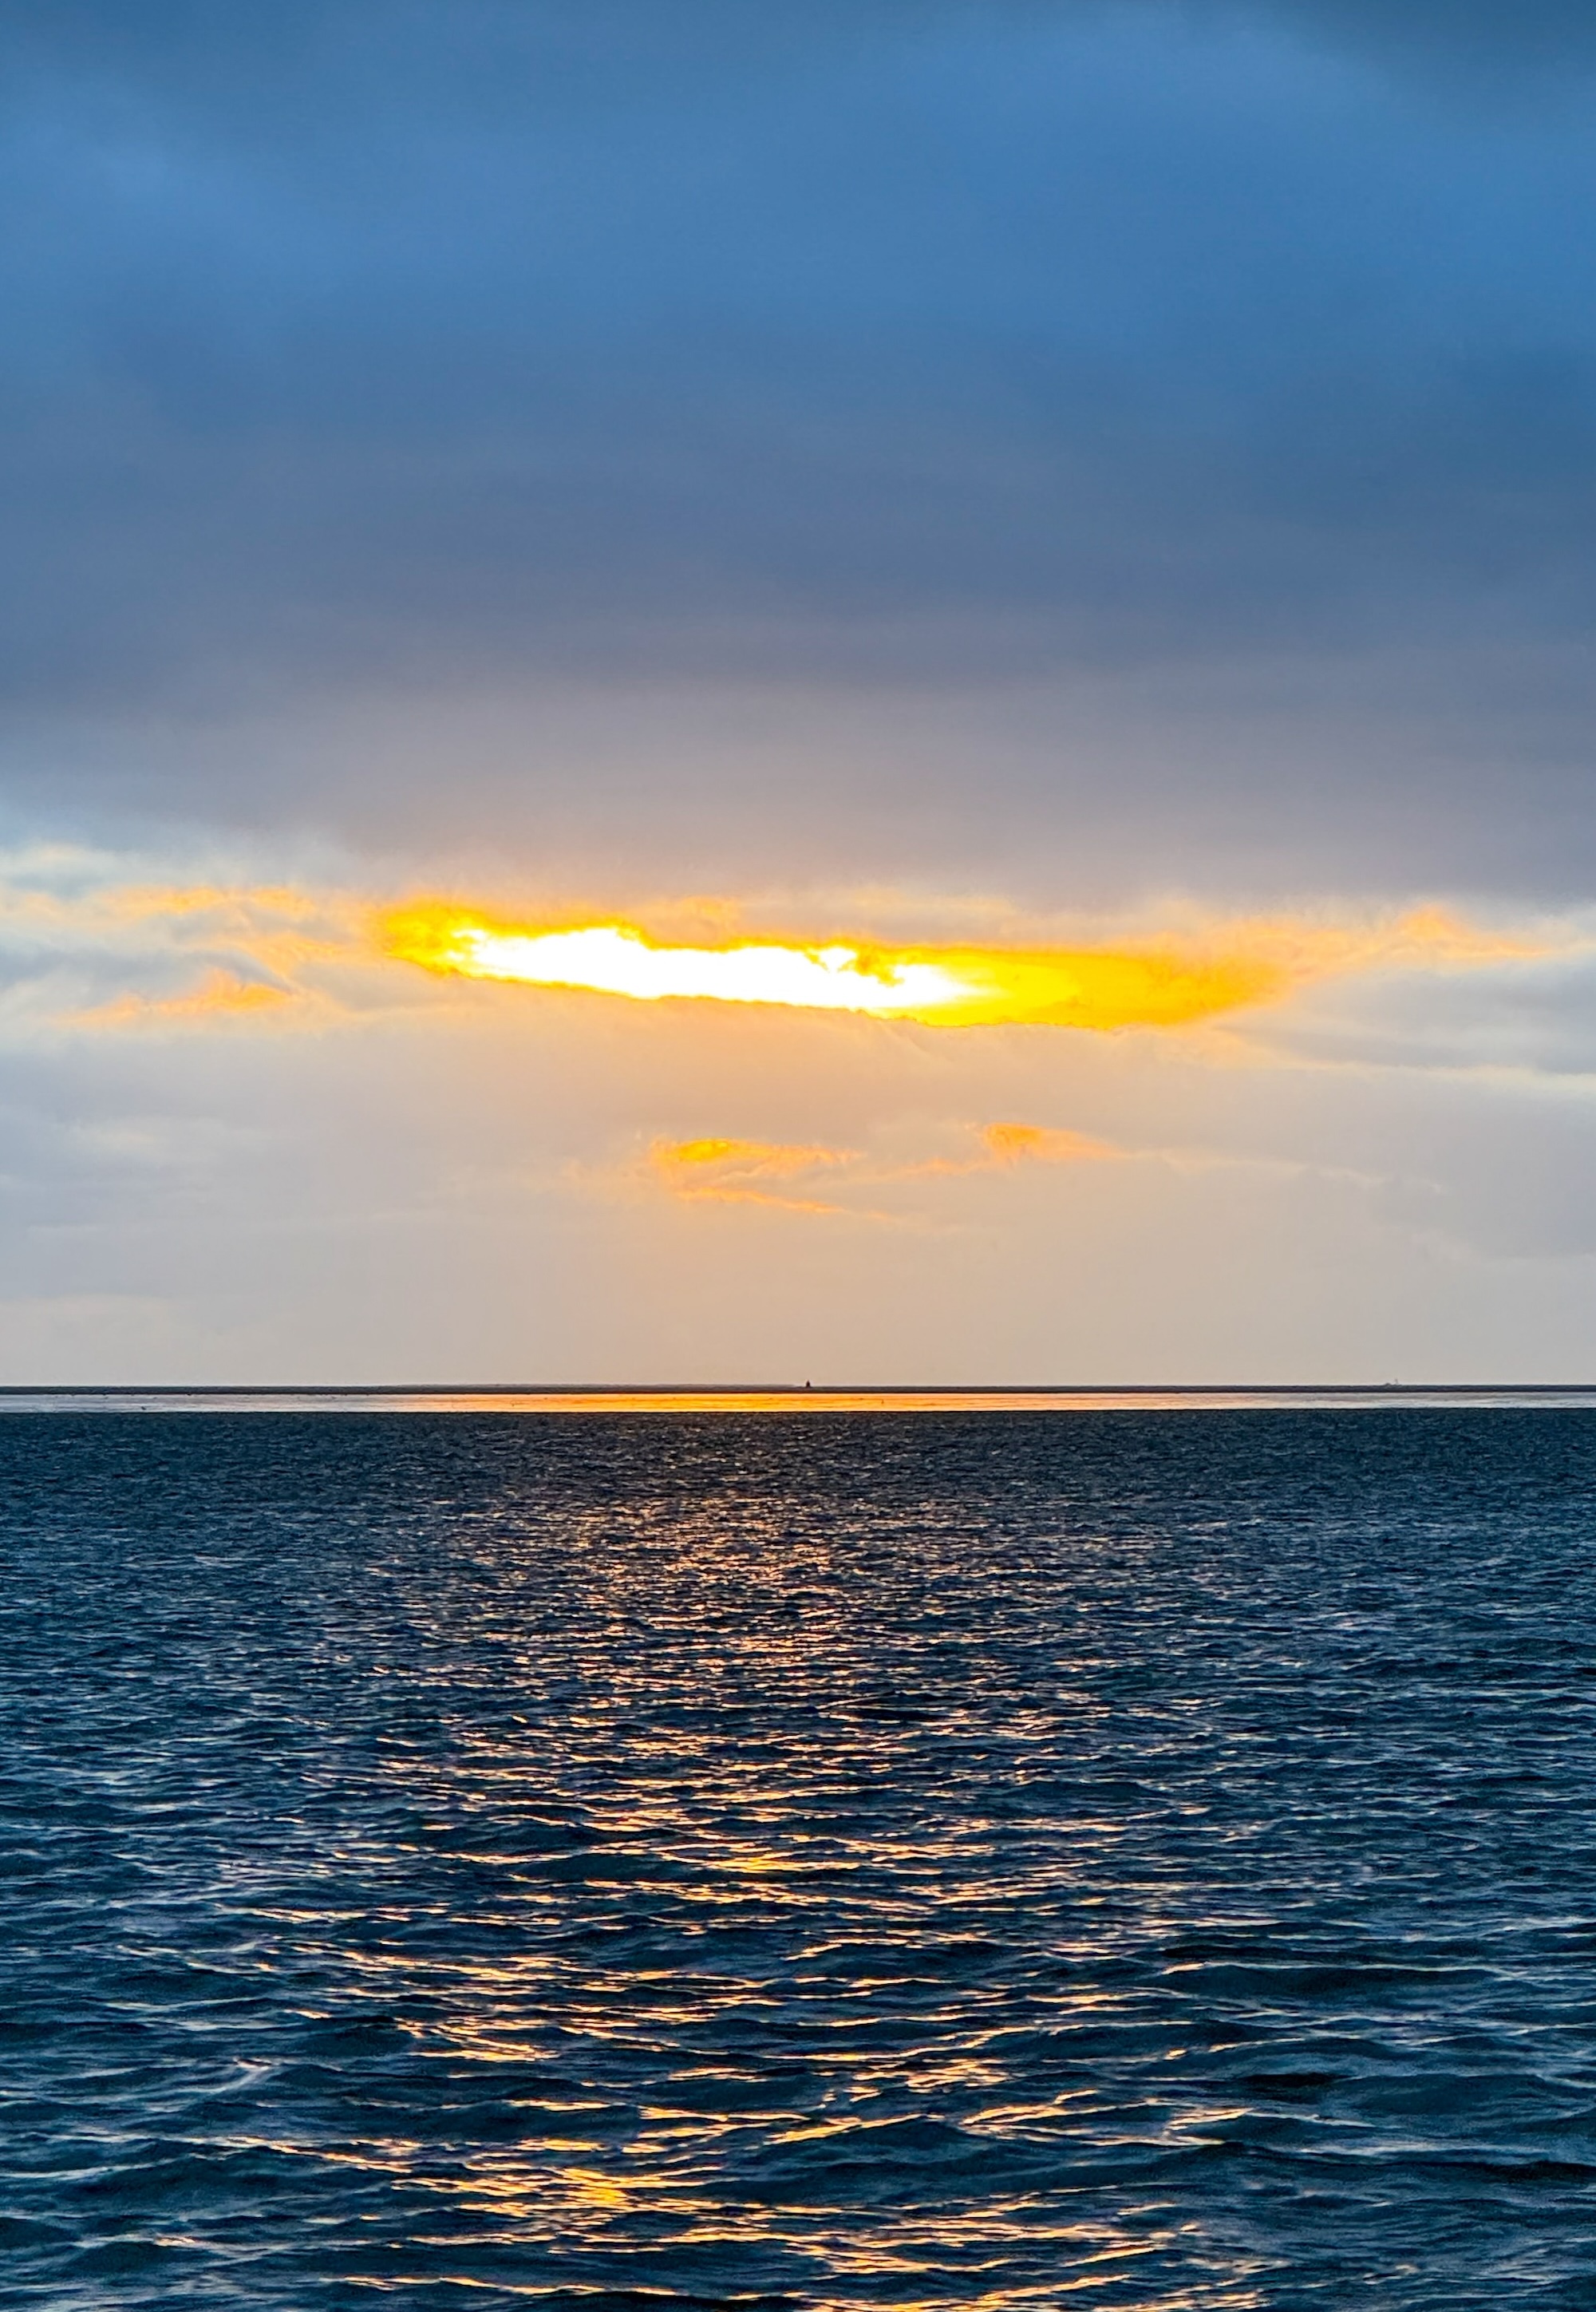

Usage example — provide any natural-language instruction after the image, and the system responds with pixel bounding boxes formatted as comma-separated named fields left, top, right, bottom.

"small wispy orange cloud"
left=963, top=1122, right=1116, bottom=1169
left=104, top=884, right=328, bottom=928
left=70, top=969, right=296, bottom=1032
left=648, top=1121, right=1119, bottom=1214
left=3, top=879, right=353, bottom=959
left=889, top=1121, right=1120, bottom=1179
left=1, top=875, right=367, bottom=1034
left=650, top=1136, right=859, bottom=1212
left=983, top=1121, right=1113, bottom=1163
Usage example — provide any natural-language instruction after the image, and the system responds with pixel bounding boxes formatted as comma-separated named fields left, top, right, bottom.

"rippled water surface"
left=4, top=1410, right=1596, bottom=2309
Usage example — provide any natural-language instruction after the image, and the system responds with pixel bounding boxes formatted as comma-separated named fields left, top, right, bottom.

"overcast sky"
left=3, top=1, right=1595, bottom=1382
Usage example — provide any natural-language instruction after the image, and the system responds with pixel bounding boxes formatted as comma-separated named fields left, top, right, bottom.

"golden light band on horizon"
left=381, top=904, right=1291, bottom=1030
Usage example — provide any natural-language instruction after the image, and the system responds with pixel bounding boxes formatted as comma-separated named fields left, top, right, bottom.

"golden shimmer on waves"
left=381, top=903, right=1290, bottom=1030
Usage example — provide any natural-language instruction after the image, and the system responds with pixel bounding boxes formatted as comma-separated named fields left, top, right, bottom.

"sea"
left=4, top=1393, right=1596, bottom=2309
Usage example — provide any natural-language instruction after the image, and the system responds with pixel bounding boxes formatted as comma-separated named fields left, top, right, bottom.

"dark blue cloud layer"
left=1, top=2, right=1593, bottom=885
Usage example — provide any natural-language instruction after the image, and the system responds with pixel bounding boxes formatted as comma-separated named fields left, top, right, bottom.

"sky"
left=3, top=0, right=1596, bottom=1382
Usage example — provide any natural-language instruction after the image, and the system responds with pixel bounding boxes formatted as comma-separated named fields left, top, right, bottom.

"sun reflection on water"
left=14, top=1415, right=1577, bottom=2306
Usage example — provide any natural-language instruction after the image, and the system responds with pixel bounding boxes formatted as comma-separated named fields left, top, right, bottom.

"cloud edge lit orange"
left=380, top=903, right=1295, bottom=1031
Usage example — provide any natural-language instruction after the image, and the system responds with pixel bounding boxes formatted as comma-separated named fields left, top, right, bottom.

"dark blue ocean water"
left=3, top=1410, right=1596, bottom=2310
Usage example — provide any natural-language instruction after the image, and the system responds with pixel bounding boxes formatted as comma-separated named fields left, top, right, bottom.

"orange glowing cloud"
left=1, top=879, right=354, bottom=961
left=10, top=864, right=1561, bottom=1045
left=384, top=904, right=1277, bottom=1027
left=650, top=1136, right=859, bottom=1213
left=2, top=875, right=369, bottom=1035
left=648, top=1122, right=1120, bottom=1213
left=104, top=884, right=327, bottom=928
left=659, top=1136, right=855, bottom=1178
left=70, top=968, right=296, bottom=1031
left=982, top=1122, right=1115, bottom=1164
left=381, top=902, right=1542, bottom=1033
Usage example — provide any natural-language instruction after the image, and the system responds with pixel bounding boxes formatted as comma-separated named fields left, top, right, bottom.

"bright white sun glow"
left=439, top=923, right=973, bottom=1014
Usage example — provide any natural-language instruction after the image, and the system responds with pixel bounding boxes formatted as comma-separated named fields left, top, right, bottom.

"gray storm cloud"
left=0, top=0, right=1592, bottom=899
left=3, top=3, right=1596, bottom=1385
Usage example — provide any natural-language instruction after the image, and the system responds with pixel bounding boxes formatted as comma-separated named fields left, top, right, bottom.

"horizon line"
left=5, top=1382, right=1596, bottom=1399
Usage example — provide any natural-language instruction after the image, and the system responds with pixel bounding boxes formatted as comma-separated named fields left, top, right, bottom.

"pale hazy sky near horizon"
left=4, top=0, right=1596, bottom=1382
